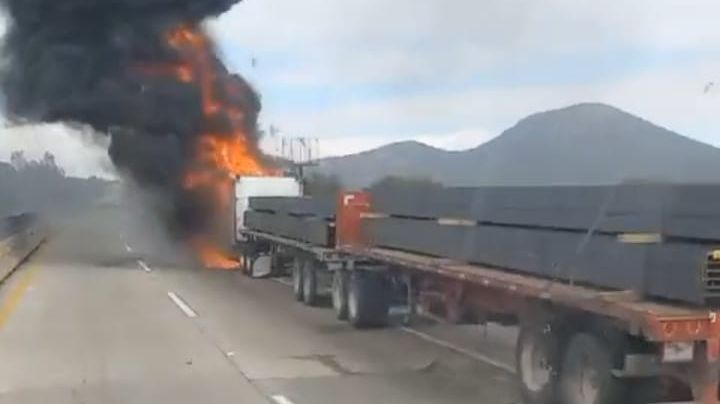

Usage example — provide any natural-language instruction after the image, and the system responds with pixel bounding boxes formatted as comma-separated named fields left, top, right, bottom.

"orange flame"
left=166, top=25, right=270, bottom=179
left=134, top=63, right=194, bottom=83
left=176, top=65, right=193, bottom=83
left=191, top=238, right=240, bottom=270
left=155, top=24, right=275, bottom=268
left=198, top=134, right=268, bottom=176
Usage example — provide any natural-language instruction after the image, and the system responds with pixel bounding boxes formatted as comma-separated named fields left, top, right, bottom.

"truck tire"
left=626, top=377, right=664, bottom=404
left=347, top=270, right=390, bottom=328
left=558, top=333, right=624, bottom=404
left=302, top=259, right=319, bottom=306
left=516, top=321, right=561, bottom=404
left=269, top=246, right=286, bottom=277
left=240, top=254, right=251, bottom=276
left=292, top=258, right=304, bottom=301
left=332, top=270, right=349, bottom=320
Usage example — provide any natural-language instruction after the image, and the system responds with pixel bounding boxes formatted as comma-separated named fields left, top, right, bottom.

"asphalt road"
left=0, top=207, right=520, bottom=404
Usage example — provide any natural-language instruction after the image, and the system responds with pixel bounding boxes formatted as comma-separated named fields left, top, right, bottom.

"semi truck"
left=233, top=176, right=720, bottom=404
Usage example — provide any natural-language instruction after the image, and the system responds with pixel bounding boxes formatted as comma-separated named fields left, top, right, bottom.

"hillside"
left=317, top=141, right=453, bottom=187
left=316, top=103, right=720, bottom=188
left=0, top=159, right=113, bottom=219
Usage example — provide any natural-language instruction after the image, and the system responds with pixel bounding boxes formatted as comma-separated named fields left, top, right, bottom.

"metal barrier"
left=0, top=213, right=45, bottom=282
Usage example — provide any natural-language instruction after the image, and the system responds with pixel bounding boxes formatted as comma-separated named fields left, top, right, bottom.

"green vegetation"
left=368, top=175, right=442, bottom=194
left=303, top=173, right=342, bottom=197
left=0, top=151, right=113, bottom=218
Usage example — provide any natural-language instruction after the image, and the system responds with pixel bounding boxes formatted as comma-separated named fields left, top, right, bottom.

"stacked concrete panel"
left=249, top=196, right=336, bottom=218
left=373, top=184, right=720, bottom=237
left=367, top=184, right=720, bottom=305
left=244, top=197, right=335, bottom=247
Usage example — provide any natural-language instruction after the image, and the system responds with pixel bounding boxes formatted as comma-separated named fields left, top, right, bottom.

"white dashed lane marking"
left=271, top=395, right=295, bottom=404
left=400, top=327, right=515, bottom=374
left=167, top=291, right=197, bottom=318
left=137, top=260, right=152, bottom=273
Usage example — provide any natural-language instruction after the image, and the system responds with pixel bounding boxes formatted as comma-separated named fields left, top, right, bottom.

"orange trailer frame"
left=336, top=191, right=720, bottom=403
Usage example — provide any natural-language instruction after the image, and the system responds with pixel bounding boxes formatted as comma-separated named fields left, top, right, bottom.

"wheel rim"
left=292, top=262, right=302, bottom=295
left=303, top=265, right=312, bottom=298
left=348, top=280, right=358, bottom=320
left=520, top=336, right=552, bottom=393
left=332, top=273, right=343, bottom=311
left=570, top=353, right=600, bottom=404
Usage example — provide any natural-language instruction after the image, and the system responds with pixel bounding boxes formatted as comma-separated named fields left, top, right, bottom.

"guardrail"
left=0, top=213, right=46, bottom=282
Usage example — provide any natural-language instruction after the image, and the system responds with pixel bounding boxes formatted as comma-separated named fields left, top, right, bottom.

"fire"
left=134, top=63, right=194, bottom=83
left=153, top=24, right=274, bottom=268
left=176, top=65, right=193, bottom=83
left=165, top=25, right=270, bottom=179
left=191, top=238, right=240, bottom=270
left=198, top=134, right=267, bottom=176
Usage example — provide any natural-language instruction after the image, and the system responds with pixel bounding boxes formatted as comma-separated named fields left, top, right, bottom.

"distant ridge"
left=316, top=103, right=720, bottom=188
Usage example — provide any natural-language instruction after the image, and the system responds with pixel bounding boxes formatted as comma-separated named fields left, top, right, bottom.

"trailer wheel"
left=558, top=333, right=624, bottom=404
left=347, top=270, right=390, bottom=328
left=332, top=270, right=349, bottom=320
left=269, top=246, right=288, bottom=277
left=626, top=377, right=664, bottom=404
left=292, top=258, right=304, bottom=301
left=302, top=259, right=319, bottom=306
left=516, top=322, right=561, bottom=404
left=240, top=254, right=251, bottom=276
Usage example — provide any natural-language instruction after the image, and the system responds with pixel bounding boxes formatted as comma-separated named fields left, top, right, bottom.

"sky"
left=1, top=0, right=720, bottom=177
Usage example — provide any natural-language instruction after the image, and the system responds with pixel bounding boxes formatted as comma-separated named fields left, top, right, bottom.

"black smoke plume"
left=0, top=0, right=263, bottom=240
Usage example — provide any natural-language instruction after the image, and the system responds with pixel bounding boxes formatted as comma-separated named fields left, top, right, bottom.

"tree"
left=38, top=151, right=65, bottom=177
left=368, top=175, right=442, bottom=195
left=9, top=150, right=65, bottom=177
left=10, top=150, right=27, bottom=170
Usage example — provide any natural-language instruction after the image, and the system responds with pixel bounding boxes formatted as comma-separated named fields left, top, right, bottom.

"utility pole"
left=280, top=136, right=319, bottom=184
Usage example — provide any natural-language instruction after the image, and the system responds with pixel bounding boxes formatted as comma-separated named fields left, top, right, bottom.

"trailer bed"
left=241, top=229, right=343, bottom=262
left=342, top=246, right=719, bottom=343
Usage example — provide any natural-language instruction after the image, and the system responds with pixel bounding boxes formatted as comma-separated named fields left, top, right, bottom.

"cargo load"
left=244, top=196, right=336, bottom=247
left=367, top=184, right=720, bottom=306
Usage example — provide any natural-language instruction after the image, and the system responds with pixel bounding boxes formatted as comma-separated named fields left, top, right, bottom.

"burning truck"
left=0, top=0, right=275, bottom=267
left=6, top=1, right=720, bottom=402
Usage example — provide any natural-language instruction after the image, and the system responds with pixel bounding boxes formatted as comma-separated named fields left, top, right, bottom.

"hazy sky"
left=1, top=0, right=719, bottom=177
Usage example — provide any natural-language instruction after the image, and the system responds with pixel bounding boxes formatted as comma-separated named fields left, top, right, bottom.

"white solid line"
left=137, top=260, right=152, bottom=273
left=167, top=291, right=197, bottom=318
left=268, top=271, right=513, bottom=374
left=271, top=395, right=295, bottom=404
left=400, top=326, right=515, bottom=374
left=125, top=243, right=133, bottom=253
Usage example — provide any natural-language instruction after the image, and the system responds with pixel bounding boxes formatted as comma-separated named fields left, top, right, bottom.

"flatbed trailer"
left=239, top=228, right=348, bottom=306
left=342, top=245, right=720, bottom=404
left=238, top=191, right=720, bottom=404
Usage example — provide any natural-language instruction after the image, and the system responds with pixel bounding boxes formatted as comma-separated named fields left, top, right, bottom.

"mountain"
left=316, top=103, right=720, bottom=188
left=317, top=141, right=453, bottom=188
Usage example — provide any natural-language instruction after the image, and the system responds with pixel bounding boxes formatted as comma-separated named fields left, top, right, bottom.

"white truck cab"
left=234, top=176, right=302, bottom=242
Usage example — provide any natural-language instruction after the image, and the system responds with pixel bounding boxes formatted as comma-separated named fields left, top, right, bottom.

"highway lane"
left=0, top=207, right=520, bottom=404
left=0, top=213, right=269, bottom=404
